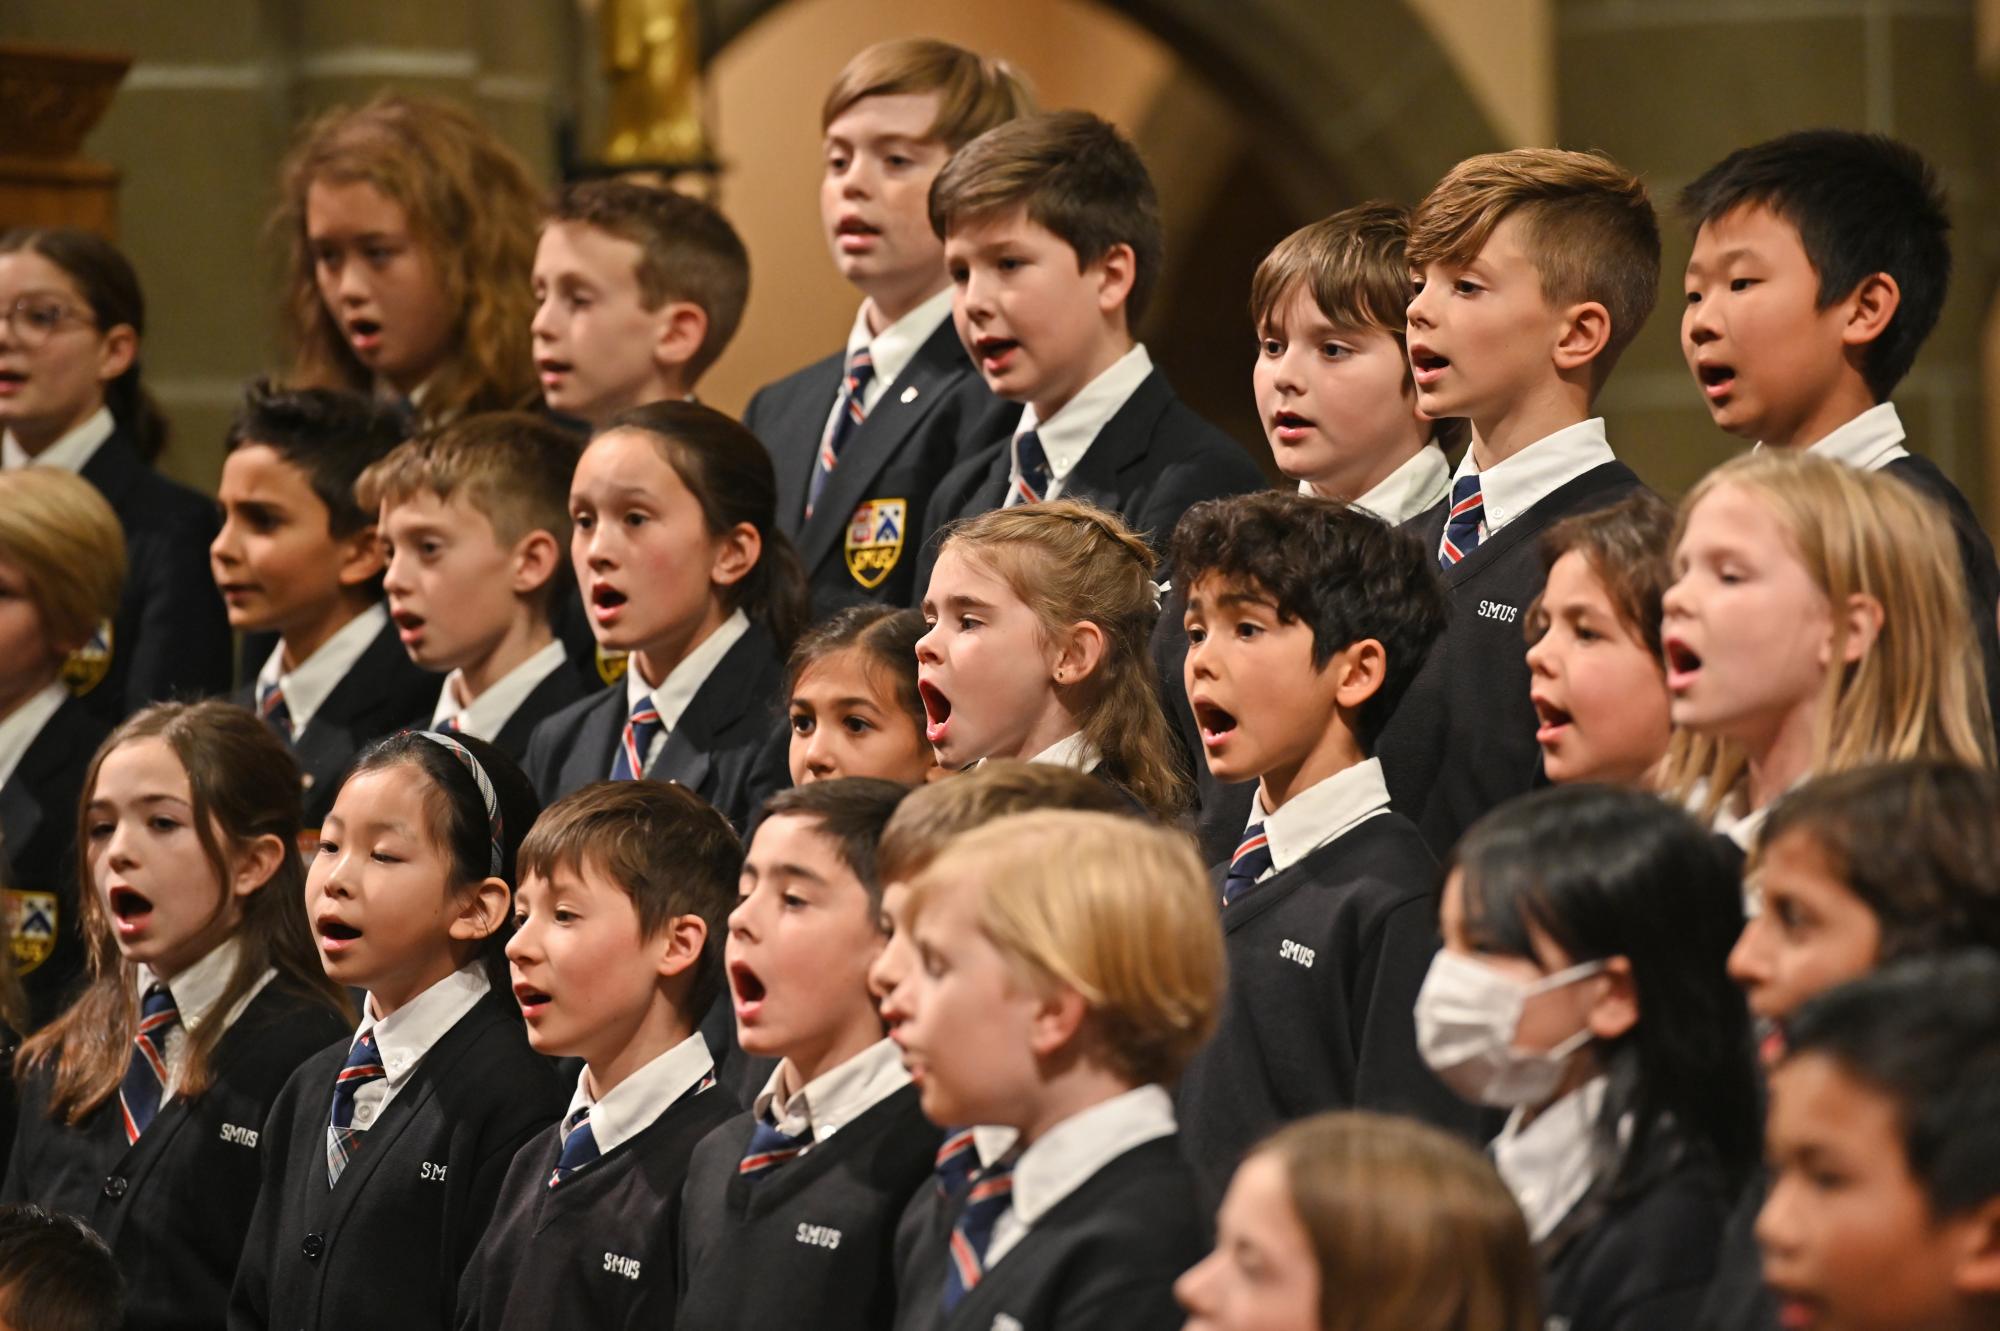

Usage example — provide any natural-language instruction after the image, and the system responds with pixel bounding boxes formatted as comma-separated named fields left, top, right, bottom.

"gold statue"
left=597, top=0, right=710, bottom=165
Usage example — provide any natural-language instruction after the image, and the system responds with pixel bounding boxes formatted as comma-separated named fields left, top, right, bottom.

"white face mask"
left=1414, top=949, right=1607, bottom=1108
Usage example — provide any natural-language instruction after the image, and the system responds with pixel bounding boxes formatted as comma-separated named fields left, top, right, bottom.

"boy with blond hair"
left=920, top=111, right=1264, bottom=564
left=1378, top=148, right=1656, bottom=852
left=357, top=412, right=589, bottom=762
left=533, top=180, right=750, bottom=428
left=885, top=809, right=1222, bottom=1331
left=746, top=39, right=1030, bottom=616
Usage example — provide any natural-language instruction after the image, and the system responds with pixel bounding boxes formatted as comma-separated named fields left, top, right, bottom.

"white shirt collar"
left=0, top=681, right=68, bottom=790
left=1010, top=344, right=1154, bottom=501
left=843, top=287, right=954, bottom=415
left=1026, top=730, right=1101, bottom=774
left=355, top=961, right=490, bottom=1090
left=1004, top=1083, right=1176, bottom=1234
left=621, top=608, right=751, bottom=772
left=138, top=936, right=246, bottom=1035
left=431, top=639, right=569, bottom=740
left=563, top=1030, right=715, bottom=1157
left=256, top=603, right=389, bottom=737
left=753, top=1036, right=910, bottom=1144
left=1449, top=417, right=1615, bottom=538
left=1300, top=443, right=1451, bottom=527
left=1493, top=1075, right=1608, bottom=1242
left=1783, top=401, right=1910, bottom=472
left=1249, top=758, right=1393, bottom=878
left=1, top=406, right=114, bottom=472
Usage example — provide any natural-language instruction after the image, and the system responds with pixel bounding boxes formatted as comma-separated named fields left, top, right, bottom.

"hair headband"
left=414, top=731, right=504, bottom=878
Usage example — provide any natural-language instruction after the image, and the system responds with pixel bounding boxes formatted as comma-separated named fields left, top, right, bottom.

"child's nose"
left=1725, top=914, right=1771, bottom=988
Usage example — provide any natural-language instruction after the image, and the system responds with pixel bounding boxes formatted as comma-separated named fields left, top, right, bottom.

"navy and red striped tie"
left=118, top=985, right=179, bottom=1143
left=1223, top=822, right=1273, bottom=906
left=806, top=348, right=875, bottom=519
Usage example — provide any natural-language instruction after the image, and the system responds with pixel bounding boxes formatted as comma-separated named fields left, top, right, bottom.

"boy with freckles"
left=677, top=778, right=938, bottom=1331
left=1376, top=148, right=1656, bottom=854
left=457, top=780, right=742, bottom=1330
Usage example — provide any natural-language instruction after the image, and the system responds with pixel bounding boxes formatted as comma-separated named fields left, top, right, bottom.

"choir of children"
left=5, top=41, right=2000, bottom=1331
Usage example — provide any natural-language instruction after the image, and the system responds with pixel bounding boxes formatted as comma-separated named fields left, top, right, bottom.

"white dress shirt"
left=136, top=937, right=276, bottom=1101
left=1302, top=442, right=1452, bottom=527
left=621, top=608, right=751, bottom=774
left=983, top=1083, right=1178, bottom=1269
left=562, top=1030, right=715, bottom=1157
left=2, top=405, right=114, bottom=471
left=0, top=681, right=67, bottom=790
left=1025, top=730, right=1102, bottom=774
left=1245, top=757, right=1394, bottom=882
left=1492, top=1075, right=1609, bottom=1243
left=1441, top=418, right=1616, bottom=560
left=1786, top=400, right=1911, bottom=472
left=345, top=962, right=490, bottom=1131
left=255, top=603, right=388, bottom=737
left=752, top=1036, right=911, bottom=1146
left=833, top=286, right=955, bottom=421
left=431, top=638, right=569, bottom=740
left=1006, top=344, right=1155, bottom=505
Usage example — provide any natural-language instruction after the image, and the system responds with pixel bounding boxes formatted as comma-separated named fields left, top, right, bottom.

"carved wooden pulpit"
left=0, top=42, right=132, bottom=237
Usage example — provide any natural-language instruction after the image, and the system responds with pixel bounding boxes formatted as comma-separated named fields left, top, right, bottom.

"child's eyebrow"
left=939, top=593, right=995, bottom=614
left=1687, top=246, right=1759, bottom=274
left=1212, top=590, right=1279, bottom=611
left=354, top=817, right=420, bottom=840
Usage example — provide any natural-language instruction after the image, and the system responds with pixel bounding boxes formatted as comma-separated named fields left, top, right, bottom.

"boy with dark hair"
left=1678, top=129, right=2000, bottom=728
left=357, top=413, right=590, bottom=764
left=1170, top=491, right=1478, bottom=1201
left=533, top=180, right=750, bottom=427
left=458, top=779, right=744, bottom=1330
left=212, top=381, right=431, bottom=827
left=918, top=109, right=1264, bottom=573
left=1378, top=148, right=1656, bottom=854
left=0, top=1203, right=124, bottom=1331
left=678, top=777, right=939, bottom=1331
left=745, top=39, right=1031, bottom=617
left=1759, top=952, right=2000, bottom=1331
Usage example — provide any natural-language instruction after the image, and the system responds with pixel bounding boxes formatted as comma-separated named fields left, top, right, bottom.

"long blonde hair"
left=938, top=500, right=1189, bottom=819
left=1661, top=452, right=1994, bottom=818
left=1260, top=1112, right=1541, bottom=1331
left=273, top=93, right=541, bottom=422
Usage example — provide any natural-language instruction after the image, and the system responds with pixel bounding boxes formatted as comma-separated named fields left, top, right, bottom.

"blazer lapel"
left=643, top=622, right=778, bottom=790
left=1056, top=369, right=1171, bottom=511
left=1443, top=461, right=1638, bottom=586
left=565, top=688, right=629, bottom=789
left=771, top=357, right=845, bottom=532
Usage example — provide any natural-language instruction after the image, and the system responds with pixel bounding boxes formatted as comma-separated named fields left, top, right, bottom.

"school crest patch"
left=61, top=617, right=113, bottom=697
left=844, top=498, right=907, bottom=590
left=5, top=889, right=58, bottom=974
left=596, top=646, right=629, bottom=686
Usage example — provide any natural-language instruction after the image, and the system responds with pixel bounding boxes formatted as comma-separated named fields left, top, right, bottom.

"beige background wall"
left=5, top=0, right=1996, bottom=520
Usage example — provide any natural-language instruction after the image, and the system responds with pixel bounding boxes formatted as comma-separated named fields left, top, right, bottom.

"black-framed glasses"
left=1, top=295, right=97, bottom=347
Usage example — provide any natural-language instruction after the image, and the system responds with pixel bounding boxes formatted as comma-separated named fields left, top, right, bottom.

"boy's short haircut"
left=1408, top=148, right=1661, bottom=389
left=225, top=379, right=407, bottom=537
left=1170, top=491, right=1449, bottom=750
left=0, top=468, right=126, bottom=653
left=758, top=776, right=910, bottom=912
left=907, top=809, right=1223, bottom=1086
left=516, top=779, right=742, bottom=1012
left=1527, top=488, right=1676, bottom=659
left=1757, top=761, right=2000, bottom=963
left=929, top=110, right=1164, bottom=324
left=0, top=1202, right=124, bottom=1331
left=1250, top=201, right=1469, bottom=453
left=821, top=38, right=1035, bottom=151
left=355, top=411, right=581, bottom=608
left=1677, top=130, right=1950, bottom=401
left=547, top=180, right=751, bottom=381
left=1783, top=950, right=2000, bottom=1217
left=875, top=758, right=1131, bottom=884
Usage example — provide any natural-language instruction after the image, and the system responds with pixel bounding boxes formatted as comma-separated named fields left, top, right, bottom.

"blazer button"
left=101, top=1175, right=128, bottom=1199
left=302, top=1233, right=325, bottom=1261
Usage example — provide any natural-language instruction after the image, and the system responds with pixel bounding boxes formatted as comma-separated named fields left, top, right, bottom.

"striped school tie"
left=942, top=1156, right=1018, bottom=1313
left=1223, top=822, right=1273, bottom=906
left=1010, top=429, right=1050, bottom=506
left=548, top=1106, right=599, bottom=1188
left=738, top=1115, right=813, bottom=1180
left=118, top=984, right=179, bottom=1143
left=806, top=347, right=875, bottom=519
left=609, top=693, right=663, bottom=781
left=934, top=1126, right=980, bottom=1200
left=326, top=1033, right=386, bottom=1187
left=257, top=679, right=293, bottom=742
left=1440, top=472, right=1485, bottom=568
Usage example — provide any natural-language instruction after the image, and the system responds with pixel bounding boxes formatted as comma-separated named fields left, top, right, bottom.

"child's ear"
left=1586, top=955, right=1640, bottom=1041
left=708, top=520, right=761, bottom=590
left=334, top=521, right=386, bottom=590
left=229, top=832, right=288, bottom=900
left=1050, top=619, right=1107, bottom=690
left=1028, top=984, right=1090, bottom=1060
left=654, top=912, right=709, bottom=982
left=1329, top=638, right=1387, bottom=711
left=509, top=528, right=562, bottom=598
left=1951, top=1196, right=2000, bottom=1296
left=96, top=323, right=138, bottom=385
left=1839, top=272, right=1901, bottom=350
left=1091, top=243, right=1137, bottom=319
left=652, top=300, right=709, bottom=375
left=447, top=876, right=513, bottom=943
left=1830, top=592, right=1886, bottom=666
left=1552, top=301, right=1612, bottom=376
